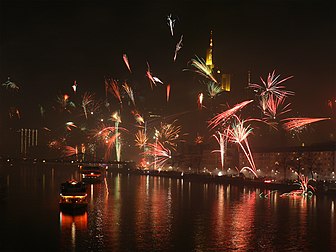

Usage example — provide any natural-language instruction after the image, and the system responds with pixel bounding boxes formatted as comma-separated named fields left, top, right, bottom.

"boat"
left=59, top=180, right=88, bottom=212
left=80, top=165, right=102, bottom=182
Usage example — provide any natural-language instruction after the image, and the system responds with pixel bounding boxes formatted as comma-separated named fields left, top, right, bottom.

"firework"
left=63, top=145, right=82, bottom=158
left=110, top=79, right=122, bottom=104
left=167, top=14, right=175, bottom=36
left=198, top=93, right=204, bottom=110
left=153, top=76, right=164, bottom=84
left=173, top=35, right=183, bottom=61
left=281, top=117, right=330, bottom=131
left=123, top=54, right=132, bottom=73
left=212, top=130, right=228, bottom=169
left=166, top=84, right=171, bottom=102
left=194, top=134, right=204, bottom=144
left=187, top=56, right=217, bottom=83
left=261, top=95, right=291, bottom=121
left=56, top=94, right=75, bottom=111
left=249, top=70, right=294, bottom=99
left=207, top=81, right=223, bottom=98
left=65, top=121, right=77, bottom=131
left=93, top=125, right=123, bottom=161
left=227, top=115, right=257, bottom=177
left=157, top=120, right=183, bottom=150
left=132, top=110, right=144, bottom=125
left=281, top=174, right=316, bottom=197
left=135, top=130, right=148, bottom=149
left=146, top=63, right=156, bottom=89
left=2, top=77, right=19, bottom=90
left=122, top=82, right=135, bottom=106
left=82, top=92, right=94, bottom=119
left=72, top=80, right=77, bottom=93
left=208, top=100, right=253, bottom=130
left=144, top=141, right=172, bottom=169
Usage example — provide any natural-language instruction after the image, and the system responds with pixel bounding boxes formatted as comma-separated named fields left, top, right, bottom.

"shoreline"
left=1, top=157, right=336, bottom=196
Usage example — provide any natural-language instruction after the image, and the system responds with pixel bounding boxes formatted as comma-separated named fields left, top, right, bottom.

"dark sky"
left=0, top=0, right=335, bottom=117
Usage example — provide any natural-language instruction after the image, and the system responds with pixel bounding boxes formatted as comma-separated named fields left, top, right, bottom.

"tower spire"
left=206, top=30, right=214, bottom=71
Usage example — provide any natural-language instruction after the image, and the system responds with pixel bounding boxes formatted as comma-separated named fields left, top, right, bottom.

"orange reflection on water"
left=135, top=176, right=172, bottom=249
left=60, top=211, right=88, bottom=231
left=229, top=190, right=257, bottom=250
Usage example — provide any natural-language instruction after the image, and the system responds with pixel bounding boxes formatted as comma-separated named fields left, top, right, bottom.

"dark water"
left=1, top=162, right=335, bottom=251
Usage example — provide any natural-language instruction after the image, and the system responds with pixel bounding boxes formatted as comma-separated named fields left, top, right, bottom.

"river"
left=0, top=162, right=335, bottom=251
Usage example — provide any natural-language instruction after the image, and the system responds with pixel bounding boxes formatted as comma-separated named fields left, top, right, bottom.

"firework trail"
left=208, top=100, right=253, bottom=130
left=153, top=76, right=164, bottom=84
left=65, top=121, right=77, bottom=131
left=132, top=110, right=145, bottom=125
left=146, top=63, right=157, bottom=89
left=111, top=79, right=122, bottom=104
left=135, top=130, right=148, bottom=149
left=2, top=77, right=19, bottom=90
left=110, top=111, right=122, bottom=161
left=72, top=80, right=77, bottom=93
left=123, top=54, right=132, bottom=73
left=281, top=117, right=330, bottom=131
left=249, top=70, right=294, bottom=99
left=144, top=141, right=172, bottom=169
left=198, top=93, right=204, bottom=110
left=227, top=115, right=257, bottom=177
left=167, top=14, right=175, bottom=36
left=166, top=84, right=171, bottom=102
left=212, top=130, right=229, bottom=169
left=207, top=81, right=223, bottom=98
left=122, top=82, right=135, bottom=106
left=186, top=56, right=218, bottom=83
left=173, top=35, right=183, bottom=61
left=82, top=92, right=94, bottom=119
left=39, top=104, right=45, bottom=118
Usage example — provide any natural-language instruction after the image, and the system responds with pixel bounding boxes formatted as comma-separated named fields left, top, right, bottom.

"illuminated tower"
left=205, top=31, right=215, bottom=71
left=206, top=31, right=231, bottom=92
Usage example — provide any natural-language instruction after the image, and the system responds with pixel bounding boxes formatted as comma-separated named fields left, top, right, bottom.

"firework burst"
left=187, top=56, right=217, bottom=83
left=207, top=81, right=223, bottom=98
left=135, top=130, right=148, bottom=149
left=144, top=141, right=172, bottom=169
left=249, top=70, right=294, bottom=99
left=157, top=120, right=183, bottom=150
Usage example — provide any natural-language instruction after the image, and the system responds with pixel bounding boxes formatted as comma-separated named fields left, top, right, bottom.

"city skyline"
left=0, top=0, right=335, bottom=158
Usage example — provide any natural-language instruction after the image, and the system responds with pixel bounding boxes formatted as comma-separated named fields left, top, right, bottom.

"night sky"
left=0, top=0, right=335, bottom=149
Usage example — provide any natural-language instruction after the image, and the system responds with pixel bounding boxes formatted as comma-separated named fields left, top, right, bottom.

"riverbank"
left=1, top=157, right=335, bottom=196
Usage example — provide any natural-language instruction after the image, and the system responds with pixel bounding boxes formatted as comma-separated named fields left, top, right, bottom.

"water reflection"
left=1, top=164, right=335, bottom=251
left=59, top=212, right=88, bottom=250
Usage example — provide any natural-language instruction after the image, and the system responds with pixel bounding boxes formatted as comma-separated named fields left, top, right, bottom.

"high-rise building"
left=205, top=31, right=231, bottom=92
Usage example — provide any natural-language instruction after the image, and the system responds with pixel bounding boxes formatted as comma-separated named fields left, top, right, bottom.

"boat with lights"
left=80, top=165, right=102, bottom=182
left=59, top=180, right=88, bottom=212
